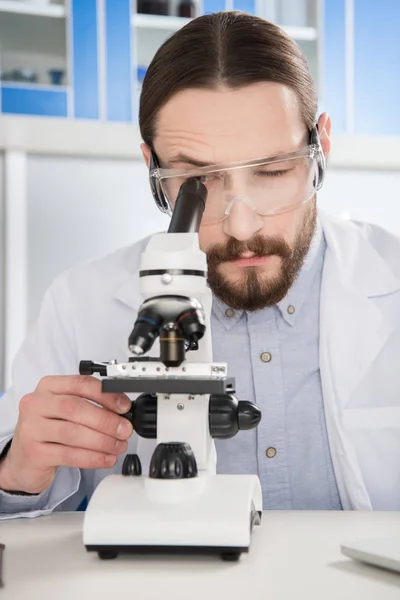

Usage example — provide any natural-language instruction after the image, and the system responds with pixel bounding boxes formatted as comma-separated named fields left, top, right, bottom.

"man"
left=0, top=11, right=399, bottom=519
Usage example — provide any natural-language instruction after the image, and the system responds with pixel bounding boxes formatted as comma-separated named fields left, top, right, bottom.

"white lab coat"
left=1, top=210, right=400, bottom=516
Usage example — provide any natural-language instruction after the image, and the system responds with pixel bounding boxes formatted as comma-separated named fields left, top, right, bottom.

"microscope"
left=79, top=178, right=263, bottom=561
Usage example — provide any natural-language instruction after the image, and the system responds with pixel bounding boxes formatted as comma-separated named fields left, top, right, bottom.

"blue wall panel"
left=203, top=0, right=226, bottom=13
left=105, top=0, right=133, bottom=122
left=1, top=87, right=68, bottom=117
left=354, top=0, right=400, bottom=135
left=233, top=0, right=255, bottom=14
left=322, top=0, right=346, bottom=133
left=71, top=0, right=99, bottom=119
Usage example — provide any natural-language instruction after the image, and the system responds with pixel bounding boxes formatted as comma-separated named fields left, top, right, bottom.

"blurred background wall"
left=1, top=0, right=400, bottom=390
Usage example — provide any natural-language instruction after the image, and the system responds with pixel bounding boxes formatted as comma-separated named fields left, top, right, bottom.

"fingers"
left=39, top=419, right=129, bottom=456
left=35, top=375, right=132, bottom=414
left=11, top=376, right=134, bottom=492
left=26, top=393, right=133, bottom=440
left=41, top=442, right=119, bottom=470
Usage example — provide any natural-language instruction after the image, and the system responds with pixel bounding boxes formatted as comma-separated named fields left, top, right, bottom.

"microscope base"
left=83, top=473, right=262, bottom=561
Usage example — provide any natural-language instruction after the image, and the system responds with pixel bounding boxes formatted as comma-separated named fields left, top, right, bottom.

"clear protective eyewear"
left=149, top=136, right=325, bottom=226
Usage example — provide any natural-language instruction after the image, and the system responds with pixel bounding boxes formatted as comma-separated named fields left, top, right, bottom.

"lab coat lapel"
left=318, top=212, right=400, bottom=509
left=110, top=236, right=150, bottom=357
left=113, top=275, right=142, bottom=312
left=319, top=212, right=400, bottom=406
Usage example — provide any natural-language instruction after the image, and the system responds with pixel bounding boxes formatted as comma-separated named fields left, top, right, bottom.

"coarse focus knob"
left=209, top=394, right=261, bottom=439
left=149, top=442, right=198, bottom=479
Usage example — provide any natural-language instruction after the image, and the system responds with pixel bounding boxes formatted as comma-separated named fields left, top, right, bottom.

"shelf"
left=133, top=13, right=317, bottom=41
left=280, top=25, right=317, bottom=41
left=0, top=0, right=65, bottom=18
left=0, top=4, right=317, bottom=39
left=0, top=114, right=143, bottom=159
left=1, top=81, right=67, bottom=91
left=0, top=115, right=399, bottom=171
left=0, top=4, right=316, bottom=39
left=327, top=134, right=400, bottom=170
left=133, top=13, right=191, bottom=31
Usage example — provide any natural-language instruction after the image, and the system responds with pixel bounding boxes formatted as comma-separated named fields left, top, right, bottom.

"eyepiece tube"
left=168, top=178, right=208, bottom=234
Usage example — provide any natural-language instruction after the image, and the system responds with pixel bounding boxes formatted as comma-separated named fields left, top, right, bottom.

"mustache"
left=206, top=234, right=292, bottom=267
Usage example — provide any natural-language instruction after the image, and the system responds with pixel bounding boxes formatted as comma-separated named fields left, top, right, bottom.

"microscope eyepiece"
left=168, top=178, right=207, bottom=234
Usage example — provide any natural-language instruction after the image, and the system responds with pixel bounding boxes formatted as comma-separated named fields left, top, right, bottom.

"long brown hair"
left=139, top=10, right=317, bottom=147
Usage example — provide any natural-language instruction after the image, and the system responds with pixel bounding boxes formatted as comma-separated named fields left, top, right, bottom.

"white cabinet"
left=0, top=0, right=319, bottom=119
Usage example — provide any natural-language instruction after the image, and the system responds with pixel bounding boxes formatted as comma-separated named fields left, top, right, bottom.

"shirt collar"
left=276, top=217, right=325, bottom=326
left=211, top=217, right=325, bottom=330
left=212, top=293, right=244, bottom=330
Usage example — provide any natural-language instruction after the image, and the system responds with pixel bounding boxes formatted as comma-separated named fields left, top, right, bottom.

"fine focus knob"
left=149, top=442, right=198, bottom=479
left=122, top=454, right=142, bottom=476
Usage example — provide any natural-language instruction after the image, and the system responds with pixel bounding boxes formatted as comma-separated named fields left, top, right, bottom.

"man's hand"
left=0, top=375, right=133, bottom=494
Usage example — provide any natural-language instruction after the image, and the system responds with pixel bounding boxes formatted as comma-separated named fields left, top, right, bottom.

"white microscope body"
left=80, top=180, right=263, bottom=561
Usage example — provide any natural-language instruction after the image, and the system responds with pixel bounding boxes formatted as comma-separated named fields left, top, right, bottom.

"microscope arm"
left=132, top=230, right=217, bottom=473
left=80, top=178, right=260, bottom=474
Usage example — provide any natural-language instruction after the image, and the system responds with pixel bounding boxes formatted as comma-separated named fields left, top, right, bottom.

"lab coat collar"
left=276, top=217, right=325, bottom=326
left=319, top=211, right=400, bottom=298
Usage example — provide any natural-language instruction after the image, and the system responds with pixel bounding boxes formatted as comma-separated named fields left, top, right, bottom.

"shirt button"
left=260, top=352, right=272, bottom=363
left=266, top=447, right=277, bottom=459
left=225, top=308, right=235, bottom=318
left=287, top=305, right=295, bottom=315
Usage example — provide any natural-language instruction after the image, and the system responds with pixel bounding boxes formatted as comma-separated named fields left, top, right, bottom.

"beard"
left=206, top=200, right=317, bottom=312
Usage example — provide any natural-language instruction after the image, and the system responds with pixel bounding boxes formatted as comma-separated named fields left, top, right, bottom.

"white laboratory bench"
left=0, top=510, right=400, bottom=599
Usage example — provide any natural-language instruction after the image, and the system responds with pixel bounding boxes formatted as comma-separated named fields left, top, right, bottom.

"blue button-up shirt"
left=211, top=220, right=343, bottom=510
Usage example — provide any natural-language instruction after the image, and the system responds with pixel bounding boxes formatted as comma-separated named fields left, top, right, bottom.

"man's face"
left=145, top=83, right=329, bottom=311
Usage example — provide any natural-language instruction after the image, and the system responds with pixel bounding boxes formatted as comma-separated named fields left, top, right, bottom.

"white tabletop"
left=1, top=511, right=400, bottom=600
